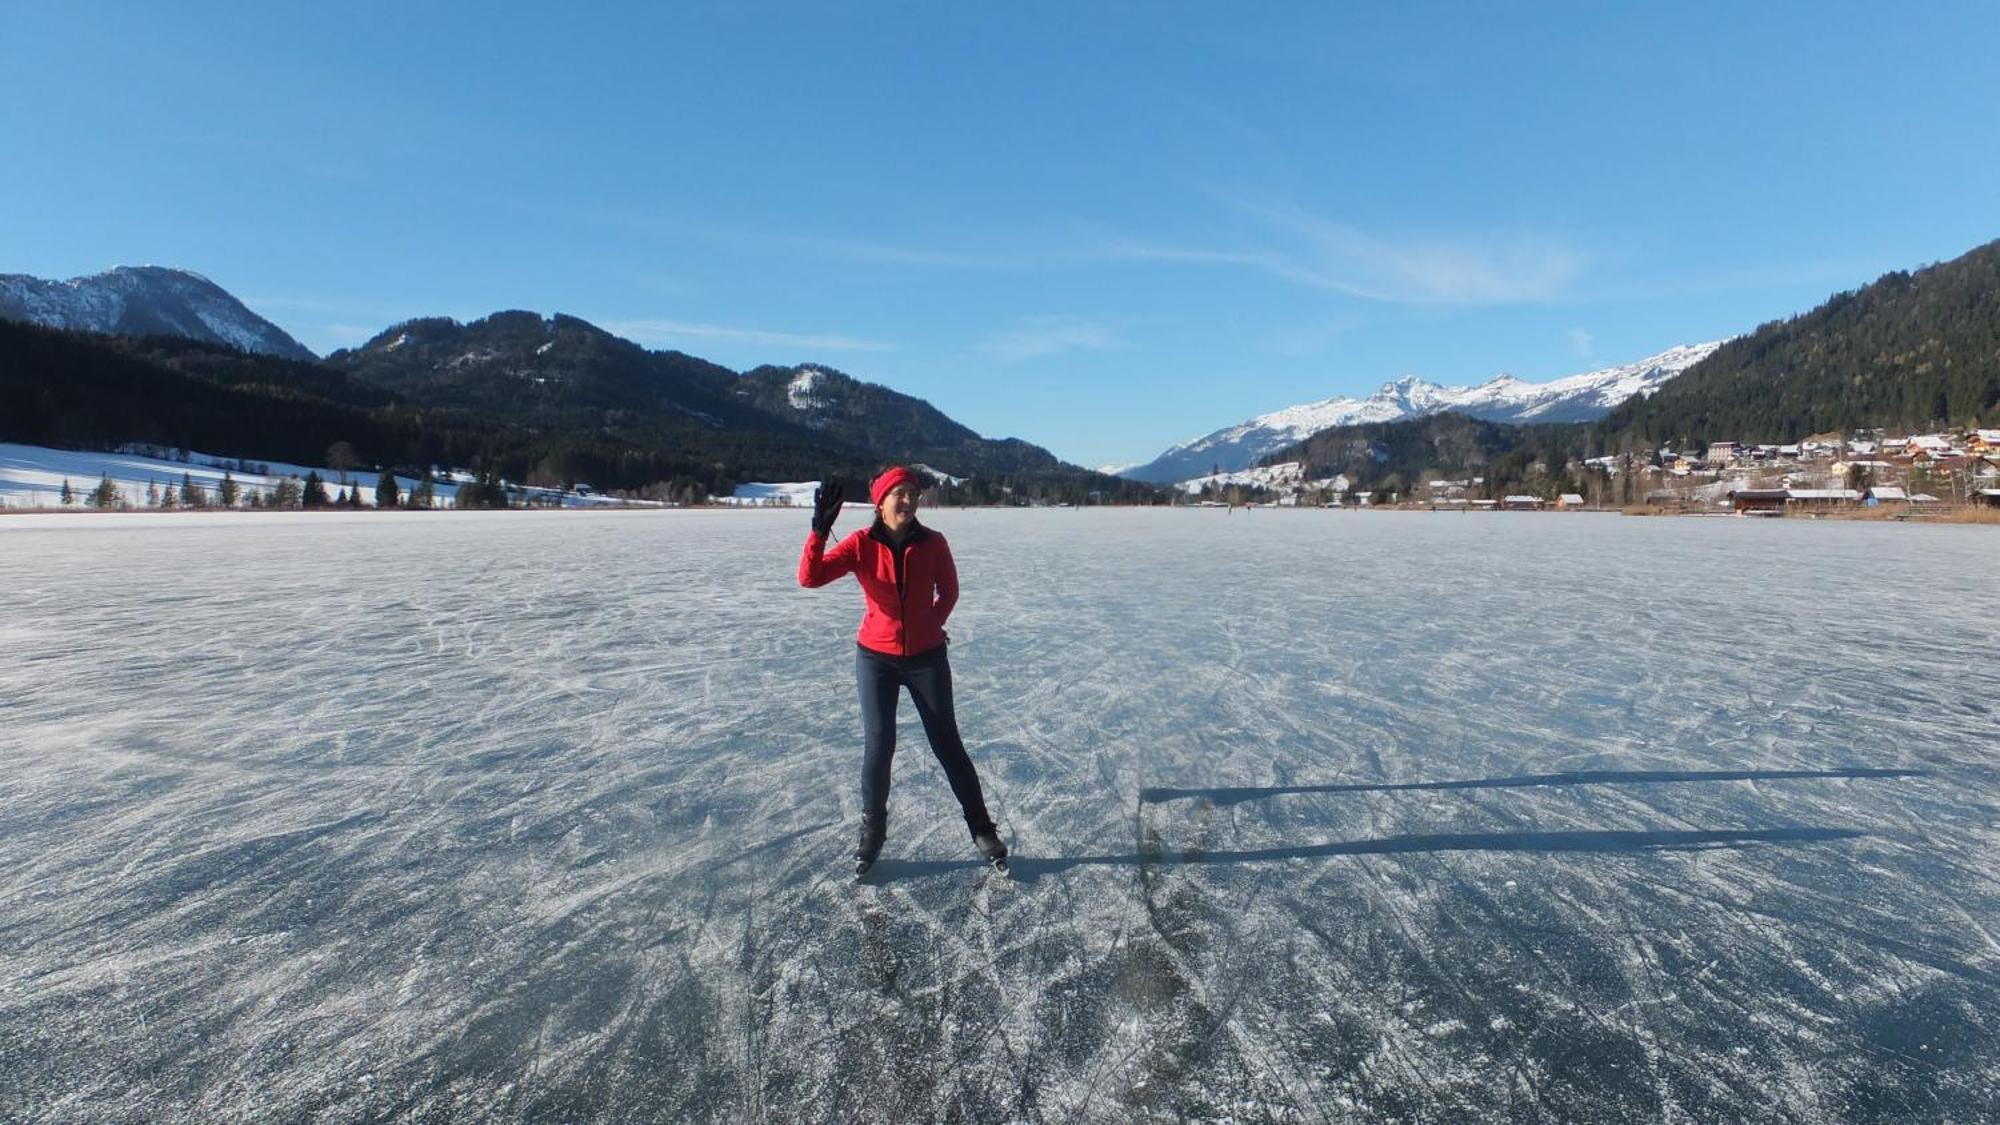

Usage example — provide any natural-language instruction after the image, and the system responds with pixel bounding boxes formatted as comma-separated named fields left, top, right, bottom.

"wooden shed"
left=1729, top=488, right=1789, bottom=515
left=1785, top=488, right=1860, bottom=509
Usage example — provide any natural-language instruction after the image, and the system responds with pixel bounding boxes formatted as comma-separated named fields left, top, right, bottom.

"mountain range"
left=1, top=266, right=1724, bottom=493
left=0, top=296, right=1145, bottom=503
left=319, top=313, right=1099, bottom=491
left=0, top=266, right=316, bottom=362
left=0, top=269, right=1122, bottom=497
left=1118, top=342, right=1723, bottom=483
left=5, top=234, right=1995, bottom=503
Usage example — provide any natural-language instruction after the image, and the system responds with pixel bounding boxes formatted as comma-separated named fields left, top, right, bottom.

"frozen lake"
left=3, top=508, right=1997, bottom=1122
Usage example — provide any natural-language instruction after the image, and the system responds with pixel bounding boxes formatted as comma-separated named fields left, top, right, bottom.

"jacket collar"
left=868, top=518, right=930, bottom=548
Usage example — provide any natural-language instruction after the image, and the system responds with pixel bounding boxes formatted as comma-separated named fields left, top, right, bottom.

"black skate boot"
left=969, top=820, right=1009, bottom=876
left=854, top=814, right=886, bottom=878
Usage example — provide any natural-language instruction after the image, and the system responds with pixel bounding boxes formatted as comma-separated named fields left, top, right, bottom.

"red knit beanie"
left=869, top=466, right=920, bottom=507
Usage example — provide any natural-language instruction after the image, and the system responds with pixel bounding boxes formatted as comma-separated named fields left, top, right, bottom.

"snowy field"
left=0, top=443, right=461, bottom=511
left=2, top=509, right=1997, bottom=1122
left=0, top=442, right=651, bottom=510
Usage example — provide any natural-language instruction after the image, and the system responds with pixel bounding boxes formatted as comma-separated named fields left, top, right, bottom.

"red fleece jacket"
left=799, top=521, right=958, bottom=656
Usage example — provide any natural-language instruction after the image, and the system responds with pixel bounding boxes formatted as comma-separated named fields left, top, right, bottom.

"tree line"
left=1607, top=243, right=2000, bottom=445
left=53, top=467, right=458, bottom=511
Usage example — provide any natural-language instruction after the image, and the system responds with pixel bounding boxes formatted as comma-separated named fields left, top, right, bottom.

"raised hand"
left=812, top=480, right=845, bottom=538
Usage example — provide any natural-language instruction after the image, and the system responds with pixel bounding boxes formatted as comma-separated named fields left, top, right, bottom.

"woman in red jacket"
left=799, top=466, right=1008, bottom=877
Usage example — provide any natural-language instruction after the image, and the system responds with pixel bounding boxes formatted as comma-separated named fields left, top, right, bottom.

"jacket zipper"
left=894, top=538, right=910, bottom=653
left=871, top=521, right=924, bottom=656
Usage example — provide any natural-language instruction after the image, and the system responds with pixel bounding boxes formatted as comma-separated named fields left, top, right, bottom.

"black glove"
left=812, top=481, right=844, bottom=538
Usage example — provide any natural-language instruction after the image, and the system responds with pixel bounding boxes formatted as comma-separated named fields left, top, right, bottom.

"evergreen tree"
left=409, top=475, right=435, bottom=509
left=272, top=478, right=303, bottom=509
left=346, top=485, right=363, bottom=509
left=456, top=472, right=511, bottom=509
left=146, top=480, right=160, bottom=508
left=218, top=471, right=239, bottom=508
left=303, top=471, right=330, bottom=508
left=89, top=474, right=120, bottom=509
left=161, top=482, right=179, bottom=510
left=375, top=471, right=400, bottom=510
left=181, top=472, right=207, bottom=510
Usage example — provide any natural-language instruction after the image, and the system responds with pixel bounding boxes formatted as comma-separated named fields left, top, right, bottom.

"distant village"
left=1178, top=427, right=2000, bottom=516
left=1603, top=426, right=2000, bottom=516
left=1420, top=427, right=2000, bottom=515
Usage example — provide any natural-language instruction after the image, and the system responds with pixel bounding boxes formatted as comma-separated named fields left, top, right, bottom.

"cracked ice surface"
left=2, top=509, right=1998, bottom=1122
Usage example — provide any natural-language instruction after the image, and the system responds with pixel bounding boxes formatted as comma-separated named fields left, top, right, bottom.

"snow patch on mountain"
left=909, top=463, right=965, bottom=486
left=788, top=367, right=830, bottom=412
left=1123, top=342, right=1723, bottom=483
left=1176, top=462, right=1349, bottom=496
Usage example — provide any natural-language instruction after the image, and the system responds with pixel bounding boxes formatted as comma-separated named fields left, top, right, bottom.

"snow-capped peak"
left=1122, top=341, right=1725, bottom=483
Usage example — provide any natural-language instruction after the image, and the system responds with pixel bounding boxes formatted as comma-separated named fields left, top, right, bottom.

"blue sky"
left=5, top=2, right=1998, bottom=468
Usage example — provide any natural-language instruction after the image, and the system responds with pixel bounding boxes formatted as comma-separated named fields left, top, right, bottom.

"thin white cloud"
left=680, top=202, right=1586, bottom=307
left=604, top=318, right=895, bottom=353
left=1116, top=199, right=1590, bottom=304
left=973, top=317, right=1123, bottom=363
left=1568, top=327, right=1595, bottom=358
left=1251, top=202, right=1587, bottom=303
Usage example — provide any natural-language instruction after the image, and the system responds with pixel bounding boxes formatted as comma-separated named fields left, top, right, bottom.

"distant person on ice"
left=798, top=466, right=1009, bottom=877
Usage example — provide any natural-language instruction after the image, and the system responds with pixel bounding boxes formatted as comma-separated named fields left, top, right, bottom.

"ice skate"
left=854, top=815, right=885, bottom=878
left=971, top=826, right=1010, bottom=877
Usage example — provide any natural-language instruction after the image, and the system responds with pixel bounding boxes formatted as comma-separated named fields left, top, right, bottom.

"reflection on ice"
left=1, top=509, right=1996, bottom=1121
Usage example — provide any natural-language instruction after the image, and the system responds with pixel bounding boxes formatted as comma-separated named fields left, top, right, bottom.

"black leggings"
left=855, top=644, right=992, bottom=832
